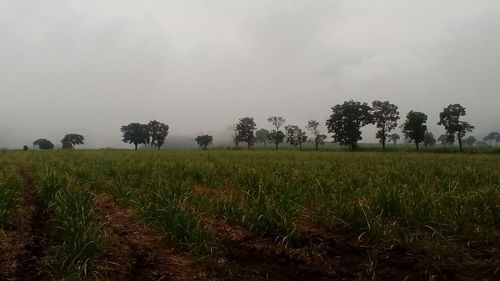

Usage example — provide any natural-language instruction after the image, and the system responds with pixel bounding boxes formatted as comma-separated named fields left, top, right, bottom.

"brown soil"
left=200, top=214, right=341, bottom=281
left=0, top=167, right=48, bottom=281
left=93, top=192, right=215, bottom=281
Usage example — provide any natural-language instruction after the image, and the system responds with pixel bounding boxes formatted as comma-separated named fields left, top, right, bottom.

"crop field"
left=0, top=150, right=498, bottom=281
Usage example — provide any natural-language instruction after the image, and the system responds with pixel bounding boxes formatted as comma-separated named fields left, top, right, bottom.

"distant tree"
left=120, top=123, right=150, bottom=150
left=33, top=139, right=54, bottom=150
left=371, top=100, right=399, bottom=151
left=475, top=140, right=489, bottom=147
left=285, top=125, right=307, bottom=150
left=306, top=120, right=325, bottom=151
left=326, top=100, right=373, bottom=151
left=438, top=134, right=455, bottom=145
left=236, top=117, right=257, bottom=148
left=255, top=129, right=270, bottom=147
left=388, top=133, right=400, bottom=145
left=23, top=145, right=28, bottom=151
left=423, top=131, right=436, bottom=147
left=60, top=133, right=85, bottom=149
left=267, top=116, right=286, bottom=150
left=437, top=104, right=474, bottom=152
left=401, top=111, right=427, bottom=151
left=148, top=120, right=169, bottom=150
left=464, top=136, right=476, bottom=147
left=483, top=132, right=500, bottom=146
left=229, top=124, right=240, bottom=148
left=195, top=135, right=213, bottom=150
left=267, top=131, right=285, bottom=149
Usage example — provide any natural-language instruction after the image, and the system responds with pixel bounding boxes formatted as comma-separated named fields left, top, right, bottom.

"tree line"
left=198, top=100, right=494, bottom=152
left=27, top=101, right=499, bottom=151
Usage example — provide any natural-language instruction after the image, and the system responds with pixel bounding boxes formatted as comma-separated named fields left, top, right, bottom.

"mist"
left=1, top=0, right=499, bottom=149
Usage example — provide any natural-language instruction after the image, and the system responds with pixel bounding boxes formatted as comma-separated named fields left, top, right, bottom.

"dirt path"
left=93, top=192, right=215, bottom=281
left=0, top=167, right=48, bottom=281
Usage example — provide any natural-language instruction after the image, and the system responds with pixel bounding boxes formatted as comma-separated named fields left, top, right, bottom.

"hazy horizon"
left=1, top=1, right=499, bottom=149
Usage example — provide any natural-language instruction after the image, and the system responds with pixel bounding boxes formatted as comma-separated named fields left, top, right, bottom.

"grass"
left=1, top=149, right=499, bottom=278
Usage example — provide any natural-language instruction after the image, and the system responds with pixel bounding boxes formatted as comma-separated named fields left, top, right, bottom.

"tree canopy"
left=148, top=120, right=169, bottom=150
left=437, top=104, right=474, bottom=152
left=326, top=100, right=373, bottom=151
left=371, top=100, right=399, bottom=151
left=33, top=138, right=54, bottom=150
left=388, top=133, right=400, bottom=145
left=60, top=133, right=84, bottom=149
left=255, top=129, right=270, bottom=147
left=120, top=123, right=150, bottom=150
left=401, top=111, right=427, bottom=151
left=306, top=120, right=324, bottom=151
left=236, top=117, right=257, bottom=148
left=285, top=125, right=307, bottom=150
left=423, top=131, right=436, bottom=147
left=195, top=135, right=213, bottom=150
left=483, top=131, right=500, bottom=146
left=267, top=116, right=286, bottom=150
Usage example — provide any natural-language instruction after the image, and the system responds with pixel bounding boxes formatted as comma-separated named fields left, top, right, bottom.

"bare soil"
left=93, top=192, right=215, bottom=281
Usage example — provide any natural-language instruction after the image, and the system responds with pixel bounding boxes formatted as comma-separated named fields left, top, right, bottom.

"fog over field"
left=1, top=0, right=499, bottom=148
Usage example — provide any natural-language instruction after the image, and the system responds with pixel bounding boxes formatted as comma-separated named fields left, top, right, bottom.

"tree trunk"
left=382, top=140, right=386, bottom=151
left=299, top=142, right=302, bottom=150
left=134, top=143, right=138, bottom=150
left=157, top=145, right=160, bottom=151
left=416, top=142, right=419, bottom=151
left=315, top=137, right=319, bottom=151
left=248, top=142, right=251, bottom=149
left=458, top=136, right=463, bottom=152
left=275, top=142, right=278, bottom=150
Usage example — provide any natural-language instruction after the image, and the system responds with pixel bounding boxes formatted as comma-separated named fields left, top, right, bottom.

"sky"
left=1, top=0, right=499, bottom=148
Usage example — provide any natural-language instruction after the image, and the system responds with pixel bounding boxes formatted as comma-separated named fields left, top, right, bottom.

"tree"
left=267, top=130, right=285, bottom=149
left=229, top=124, right=240, bottom=148
left=371, top=100, right=399, bottom=151
left=325, top=100, right=373, bottom=151
left=121, top=123, right=150, bottom=150
left=267, top=116, right=286, bottom=150
left=438, top=134, right=454, bottom=145
left=423, top=131, right=436, bottom=147
left=255, top=129, right=270, bottom=147
left=23, top=145, right=28, bottom=151
left=388, top=133, right=400, bottom=145
left=437, top=104, right=474, bottom=152
left=464, top=136, right=476, bottom=147
left=148, top=120, right=169, bottom=150
left=285, top=125, right=308, bottom=150
left=236, top=117, right=257, bottom=148
left=60, top=133, right=85, bottom=149
left=33, top=139, right=54, bottom=150
left=195, top=135, right=213, bottom=150
left=306, top=120, right=325, bottom=151
left=483, top=132, right=500, bottom=146
left=401, top=111, right=427, bottom=151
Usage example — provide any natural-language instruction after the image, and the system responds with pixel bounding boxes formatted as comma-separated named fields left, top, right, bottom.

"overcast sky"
left=1, top=0, right=499, bottom=148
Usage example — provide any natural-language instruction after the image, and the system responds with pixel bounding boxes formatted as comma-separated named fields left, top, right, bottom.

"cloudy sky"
left=1, top=0, right=499, bottom=148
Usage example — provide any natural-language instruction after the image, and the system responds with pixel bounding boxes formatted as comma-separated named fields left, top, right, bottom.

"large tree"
left=401, top=111, right=427, bottom=151
left=121, top=123, right=150, bottom=150
left=195, top=135, right=213, bottom=150
left=60, top=133, right=84, bottom=149
left=437, top=104, right=474, bottom=152
left=423, top=131, right=436, bottom=147
left=388, top=133, right=400, bottom=145
left=371, top=100, right=399, bottom=151
left=33, top=139, right=54, bottom=150
left=267, top=116, right=286, bottom=150
left=236, top=117, right=257, bottom=148
left=325, top=100, right=373, bottom=151
left=306, top=120, right=324, bottom=151
left=148, top=120, right=169, bottom=150
left=285, top=125, right=307, bottom=150
left=255, top=129, right=270, bottom=147
left=483, top=131, right=500, bottom=146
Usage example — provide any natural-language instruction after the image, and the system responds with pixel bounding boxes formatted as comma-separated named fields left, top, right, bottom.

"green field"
left=0, top=150, right=499, bottom=281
